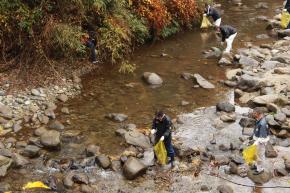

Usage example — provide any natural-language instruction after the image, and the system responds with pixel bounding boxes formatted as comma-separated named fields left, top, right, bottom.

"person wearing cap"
left=204, top=3, right=222, bottom=27
left=251, top=108, right=270, bottom=175
left=151, top=111, right=175, bottom=167
left=216, top=25, right=237, bottom=53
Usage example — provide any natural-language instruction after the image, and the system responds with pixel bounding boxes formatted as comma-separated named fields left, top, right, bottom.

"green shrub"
left=119, top=60, right=136, bottom=74
left=50, top=24, right=86, bottom=58
left=160, top=20, right=180, bottom=38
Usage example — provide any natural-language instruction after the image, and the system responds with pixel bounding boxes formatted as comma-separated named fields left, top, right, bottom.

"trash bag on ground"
left=200, top=15, right=213, bottom=29
left=242, top=144, right=257, bottom=165
left=281, top=10, right=290, bottom=29
left=153, top=140, right=167, bottom=165
left=22, top=181, right=50, bottom=190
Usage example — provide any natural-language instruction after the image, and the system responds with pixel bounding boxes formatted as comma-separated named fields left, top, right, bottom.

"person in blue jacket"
left=251, top=108, right=270, bottom=175
left=151, top=111, right=175, bottom=167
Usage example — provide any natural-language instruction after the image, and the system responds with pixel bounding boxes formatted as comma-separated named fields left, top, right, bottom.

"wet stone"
left=105, top=113, right=128, bottom=122
left=34, top=127, right=48, bottom=136
left=216, top=102, right=235, bottom=113
left=239, top=117, right=255, bottom=128
left=123, top=157, right=147, bottom=180
left=142, top=72, right=163, bottom=85
left=11, top=153, right=30, bottom=168
left=57, top=94, right=68, bottom=102
left=72, top=173, right=89, bottom=185
left=86, top=144, right=100, bottom=157
left=40, top=130, right=61, bottom=149
left=49, top=120, right=65, bottom=130
left=22, top=145, right=40, bottom=158
left=0, top=155, right=13, bottom=177
left=96, top=155, right=111, bottom=169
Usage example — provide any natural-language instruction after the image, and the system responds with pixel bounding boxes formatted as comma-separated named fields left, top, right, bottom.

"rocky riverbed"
left=1, top=1, right=290, bottom=193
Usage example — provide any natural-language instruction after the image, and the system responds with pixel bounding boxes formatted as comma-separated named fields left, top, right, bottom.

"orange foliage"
left=132, top=0, right=172, bottom=35
left=166, top=0, right=198, bottom=26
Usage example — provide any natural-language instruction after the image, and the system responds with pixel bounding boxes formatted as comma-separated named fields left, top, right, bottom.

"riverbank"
left=1, top=0, right=290, bottom=192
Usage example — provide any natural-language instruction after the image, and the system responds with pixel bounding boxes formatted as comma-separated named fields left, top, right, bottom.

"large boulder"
left=142, top=72, right=163, bottom=85
left=0, top=155, right=12, bottom=177
left=193, top=74, right=215, bottom=89
left=251, top=94, right=288, bottom=106
left=40, top=130, right=61, bottom=149
left=123, top=157, right=147, bottom=180
left=105, top=113, right=128, bottom=122
left=216, top=102, right=235, bottom=113
left=124, top=130, right=151, bottom=149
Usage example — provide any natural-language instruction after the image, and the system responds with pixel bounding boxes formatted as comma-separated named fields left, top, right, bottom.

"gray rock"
left=247, top=170, right=272, bottom=184
left=230, top=154, right=244, bottom=165
left=123, top=157, right=147, bottom=180
left=266, top=103, right=280, bottom=113
left=142, top=72, right=163, bottom=85
left=86, top=144, right=100, bottom=157
left=181, top=72, right=194, bottom=80
left=274, top=112, right=287, bottom=123
left=46, top=102, right=57, bottom=111
left=277, top=29, right=290, bottom=38
left=265, top=143, right=277, bottom=158
left=111, top=160, right=122, bottom=172
left=140, top=148, right=155, bottom=167
left=0, top=104, right=12, bottom=119
left=105, top=113, right=128, bottom=122
left=57, top=94, right=68, bottom=102
left=61, top=107, right=70, bottom=115
left=11, top=153, right=29, bottom=168
left=214, top=155, right=230, bottom=165
left=193, top=74, right=215, bottom=89
left=44, top=109, right=56, bottom=119
left=96, top=155, right=111, bottom=169
left=251, top=94, right=288, bottom=106
left=261, top=87, right=275, bottom=95
left=239, top=55, right=259, bottom=67
left=124, top=130, right=151, bottom=149
left=237, top=74, right=260, bottom=91
left=216, top=102, right=235, bottom=113
left=239, top=117, right=256, bottom=128
left=34, top=127, right=48, bottom=136
left=12, top=123, right=22, bottom=133
left=40, top=130, right=61, bottom=149
left=274, top=67, right=290, bottom=75
left=72, top=173, right=89, bottom=184
left=261, top=61, right=280, bottom=70
left=49, top=120, right=65, bottom=130
left=217, top=185, right=233, bottom=193
left=22, top=145, right=40, bottom=158
left=0, top=155, right=12, bottom=177
left=266, top=115, right=280, bottom=128
left=204, top=47, right=222, bottom=59
left=219, top=57, right=232, bottom=65
left=31, top=89, right=41, bottom=96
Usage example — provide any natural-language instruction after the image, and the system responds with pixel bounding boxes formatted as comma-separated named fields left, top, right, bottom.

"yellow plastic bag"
left=242, top=144, right=257, bottom=165
left=281, top=11, right=290, bottom=29
left=200, top=15, right=213, bottom=29
left=154, top=140, right=167, bottom=165
left=22, top=181, right=50, bottom=190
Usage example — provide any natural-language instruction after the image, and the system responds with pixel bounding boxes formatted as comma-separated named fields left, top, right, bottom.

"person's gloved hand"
left=160, top=136, right=164, bottom=141
left=283, top=9, right=287, bottom=12
left=151, top=129, right=156, bottom=135
left=253, top=140, right=259, bottom=145
left=203, top=13, right=207, bottom=16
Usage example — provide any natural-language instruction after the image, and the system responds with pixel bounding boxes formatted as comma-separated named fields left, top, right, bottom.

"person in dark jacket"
left=81, top=33, right=98, bottom=64
left=251, top=108, right=270, bottom=175
left=151, top=111, right=175, bottom=167
left=204, top=3, right=222, bottom=27
left=217, top=25, right=237, bottom=53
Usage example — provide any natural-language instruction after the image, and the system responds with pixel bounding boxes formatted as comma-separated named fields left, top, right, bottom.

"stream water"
left=56, top=0, right=281, bottom=156
left=1, top=0, right=284, bottom=191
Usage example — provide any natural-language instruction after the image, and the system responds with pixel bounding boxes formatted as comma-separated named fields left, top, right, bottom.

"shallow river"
left=56, top=0, right=281, bottom=156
